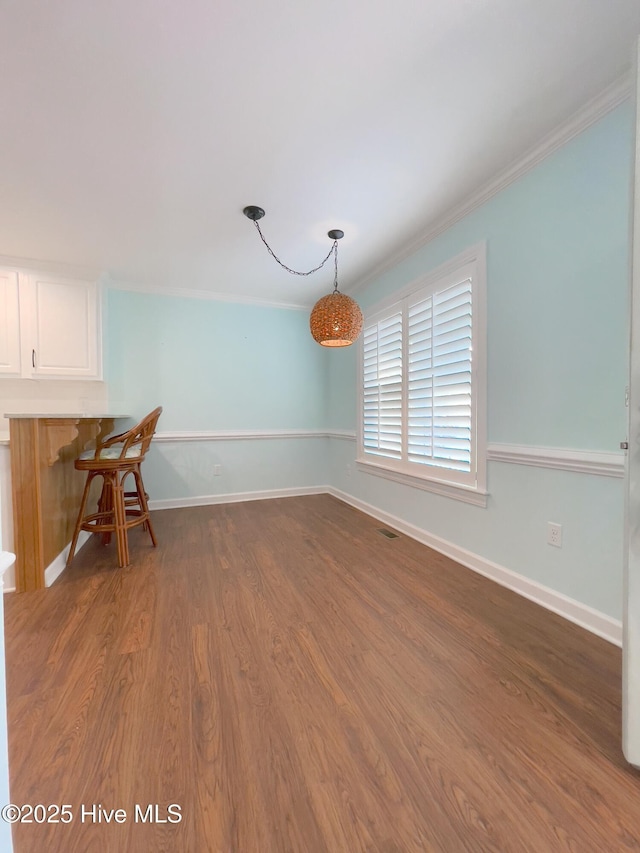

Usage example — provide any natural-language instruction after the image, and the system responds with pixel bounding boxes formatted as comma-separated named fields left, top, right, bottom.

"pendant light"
left=243, top=206, right=363, bottom=347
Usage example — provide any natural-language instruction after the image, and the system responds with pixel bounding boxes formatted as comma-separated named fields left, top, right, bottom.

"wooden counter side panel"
left=8, top=415, right=127, bottom=592
left=9, top=419, right=45, bottom=592
left=39, top=420, right=102, bottom=571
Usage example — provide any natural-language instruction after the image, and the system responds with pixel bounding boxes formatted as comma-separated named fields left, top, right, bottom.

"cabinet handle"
left=32, top=349, right=36, bottom=368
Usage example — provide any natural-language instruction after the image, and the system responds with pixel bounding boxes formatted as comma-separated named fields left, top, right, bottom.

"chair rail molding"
left=154, top=429, right=355, bottom=442
left=487, top=443, right=625, bottom=478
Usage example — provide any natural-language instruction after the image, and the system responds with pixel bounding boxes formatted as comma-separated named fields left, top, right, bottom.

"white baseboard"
left=39, top=484, right=621, bottom=646
left=4, top=487, right=326, bottom=591
left=328, top=487, right=622, bottom=647
left=44, top=531, right=92, bottom=588
left=3, top=532, right=92, bottom=593
left=0, top=553, right=15, bottom=594
left=148, top=485, right=327, bottom=511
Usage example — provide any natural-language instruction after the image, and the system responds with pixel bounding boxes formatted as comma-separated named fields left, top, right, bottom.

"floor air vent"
left=377, top=528, right=400, bottom=539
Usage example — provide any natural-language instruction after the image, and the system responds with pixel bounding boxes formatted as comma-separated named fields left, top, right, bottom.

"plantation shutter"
left=407, top=278, right=472, bottom=472
left=363, top=311, right=403, bottom=459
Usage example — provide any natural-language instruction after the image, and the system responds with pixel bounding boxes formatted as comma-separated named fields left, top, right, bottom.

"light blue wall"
left=107, top=291, right=328, bottom=430
left=144, top=437, right=328, bottom=503
left=106, top=291, right=330, bottom=499
left=329, top=102, right=633, bottom=620
left=327, top=346, right=357, bottom=431
left=105, top=102, right=632, bottom=623
left=335, top=104, right=632, bottom=445
left=329, top=439, right=624, bottom=618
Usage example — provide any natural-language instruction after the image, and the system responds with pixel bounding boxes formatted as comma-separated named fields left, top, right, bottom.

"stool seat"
left=67, top=407, right=162, bottom=569
left=78, top=445, right=142, bottom=461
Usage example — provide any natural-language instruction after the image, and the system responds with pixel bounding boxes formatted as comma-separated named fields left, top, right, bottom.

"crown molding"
left=0, top=254, right=103, bottom=281
left=105, top=278, right=308, bottom=311
left=348, top=74, right=632, bottom=296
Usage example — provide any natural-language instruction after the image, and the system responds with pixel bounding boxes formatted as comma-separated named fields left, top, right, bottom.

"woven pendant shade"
left=242, top=207, right=363, bottom=346
left=310, top=291, right=363, bottom=347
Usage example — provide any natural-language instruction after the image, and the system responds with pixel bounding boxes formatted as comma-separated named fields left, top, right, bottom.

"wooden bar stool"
left=67, top=407, right=163, bottom=568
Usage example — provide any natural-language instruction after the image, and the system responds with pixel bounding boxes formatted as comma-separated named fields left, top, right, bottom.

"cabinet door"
left=30, top=276, right=101, bottom=378
left=0, top=271, right=21, bottom=376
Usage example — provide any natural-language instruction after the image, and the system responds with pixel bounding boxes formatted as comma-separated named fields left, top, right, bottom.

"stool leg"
left=67, top=471, right=95, bottom=567
left=112, top=472, right=130, bottom=568
left=98, top=478, right=114, bottom=545
left=135, top=468, right=157, bottom=547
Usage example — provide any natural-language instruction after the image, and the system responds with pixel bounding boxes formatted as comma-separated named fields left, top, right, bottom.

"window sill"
left=355, top=458, right=488, bottom=507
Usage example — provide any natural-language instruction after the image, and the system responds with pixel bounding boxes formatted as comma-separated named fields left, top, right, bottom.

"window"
left=357, top=244, right=486, bottom=505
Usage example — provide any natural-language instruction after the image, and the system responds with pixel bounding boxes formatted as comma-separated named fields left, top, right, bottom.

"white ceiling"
left=1, top=0, right=639, bottom=308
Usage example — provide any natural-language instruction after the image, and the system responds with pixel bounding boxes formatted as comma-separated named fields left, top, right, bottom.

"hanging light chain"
left=243, top=205, right=360, bottom=346
left=251, top=218, right=337, bottom=277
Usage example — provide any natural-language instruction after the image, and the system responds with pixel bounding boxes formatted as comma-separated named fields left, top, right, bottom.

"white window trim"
left=356, top=242, right=487, bottom=506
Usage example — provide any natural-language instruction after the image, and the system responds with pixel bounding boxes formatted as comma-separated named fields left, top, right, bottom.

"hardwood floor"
left=4, top=494, right=640, bottom=852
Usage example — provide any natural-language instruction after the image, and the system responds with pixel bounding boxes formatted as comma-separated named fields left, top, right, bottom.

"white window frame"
left=357, top=242, right=487, bottom=507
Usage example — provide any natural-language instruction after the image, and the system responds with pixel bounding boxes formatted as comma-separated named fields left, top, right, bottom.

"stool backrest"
left=99, top=406, right=163, bottom=460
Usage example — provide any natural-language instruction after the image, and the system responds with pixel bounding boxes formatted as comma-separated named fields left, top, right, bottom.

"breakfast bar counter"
left=6, top=413, right=129, bottom=592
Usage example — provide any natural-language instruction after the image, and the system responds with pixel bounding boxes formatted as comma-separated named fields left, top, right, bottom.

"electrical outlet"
left=547, top=522, right=562, bottom=548
left=214, top=464, right=221, bottom=476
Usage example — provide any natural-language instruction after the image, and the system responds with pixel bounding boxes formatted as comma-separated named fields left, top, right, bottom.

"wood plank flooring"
left=4, top=493, right=640, bottom=852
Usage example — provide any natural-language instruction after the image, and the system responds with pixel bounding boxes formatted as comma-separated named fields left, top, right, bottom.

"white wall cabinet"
left=0, top=268, right=102, bottom=380
left=0, top=271, right=21, bottom=376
